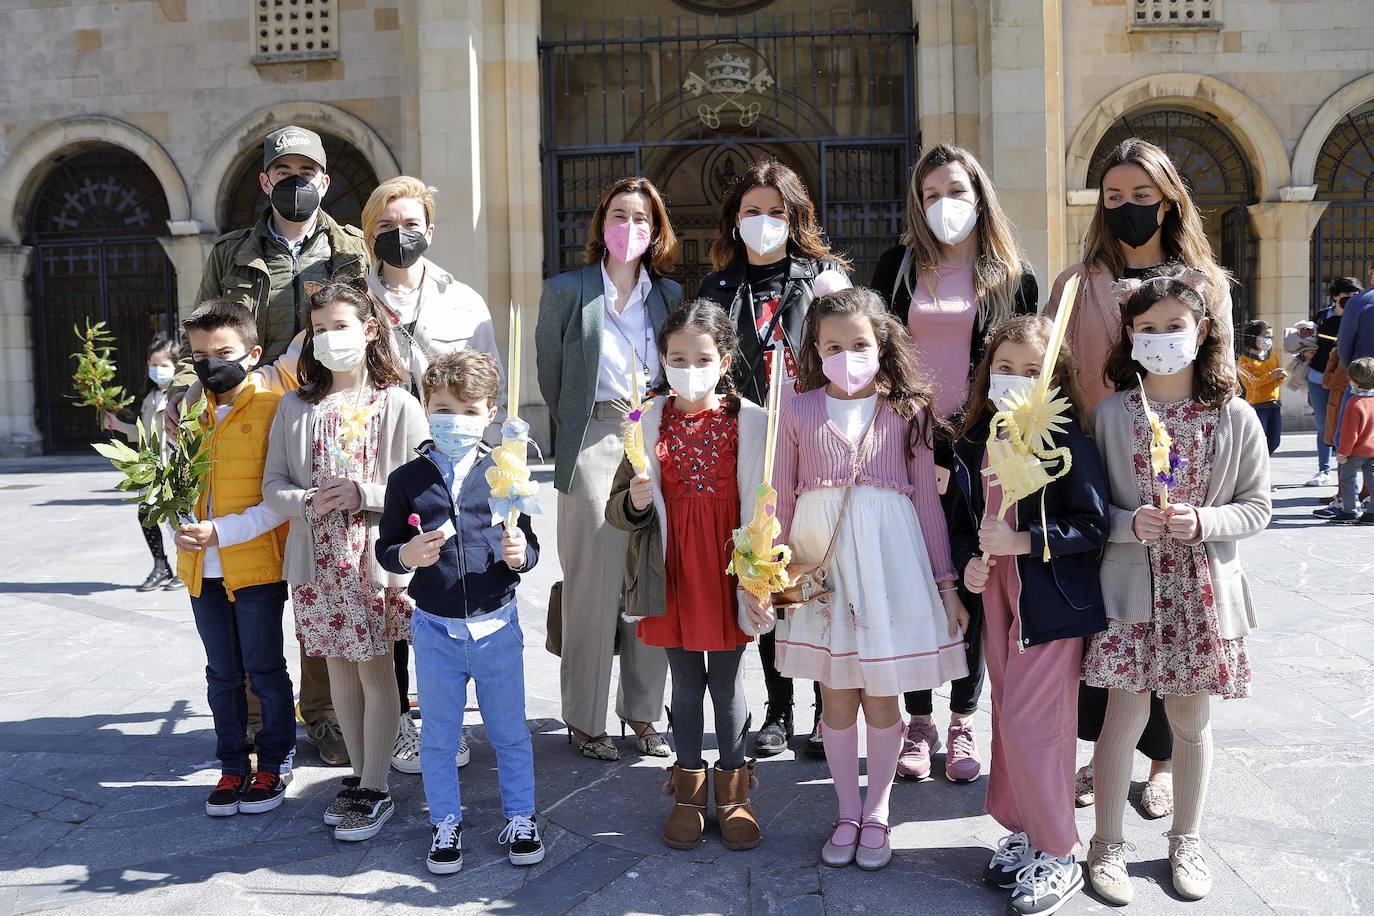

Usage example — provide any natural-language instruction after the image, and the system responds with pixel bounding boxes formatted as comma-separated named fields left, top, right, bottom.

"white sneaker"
left=391, top=714, right=421, bottom=774
left=456, top=732, right=471, bottom=769
left=1306, top=472, right=1331, bottom=487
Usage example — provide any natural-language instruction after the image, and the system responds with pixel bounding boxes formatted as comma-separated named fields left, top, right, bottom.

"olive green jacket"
left=173, top=208, right=369, bottom=390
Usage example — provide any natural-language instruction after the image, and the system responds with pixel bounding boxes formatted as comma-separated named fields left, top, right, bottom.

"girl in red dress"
left=606, top=300, right=771, bottom=852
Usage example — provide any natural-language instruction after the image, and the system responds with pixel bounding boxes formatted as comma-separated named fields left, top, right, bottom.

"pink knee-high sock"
left=823, top=720, right=861, bottom=845
left=862, top=719, right=906, bottom=828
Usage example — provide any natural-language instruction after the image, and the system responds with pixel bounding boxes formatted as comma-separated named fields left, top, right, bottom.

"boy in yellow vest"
left=173, top=299, right=295, bottom=817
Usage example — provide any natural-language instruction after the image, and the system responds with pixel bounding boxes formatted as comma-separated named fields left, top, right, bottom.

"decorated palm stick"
left=728, top=342, right=792, bottom=600
left=621, top=345, right=651, bottom=474
left=1137, top=374, right=1187, bottom=510
left=486, top=302, right=540, bottom=528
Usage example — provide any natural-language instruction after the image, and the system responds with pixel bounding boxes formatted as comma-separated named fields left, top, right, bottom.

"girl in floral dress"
left=1083, top=266, right=1271, bottom=906
left=264, top=280, right=428, bottom=842
left=605, top=300, right=770, bottom=852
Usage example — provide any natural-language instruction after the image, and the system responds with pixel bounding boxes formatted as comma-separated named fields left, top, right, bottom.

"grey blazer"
left=535, top=262, right=683, bottom=492
left=1092, top=392, right=1272, bottom=639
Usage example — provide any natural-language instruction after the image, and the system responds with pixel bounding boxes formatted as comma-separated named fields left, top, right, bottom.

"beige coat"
left=1092, top=392, right=1271, bottom=639
left=262, top=386, right=430, bottom=588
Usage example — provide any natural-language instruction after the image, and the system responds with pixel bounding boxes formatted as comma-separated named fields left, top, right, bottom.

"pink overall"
left=981, top=455, right=1084, bottom=857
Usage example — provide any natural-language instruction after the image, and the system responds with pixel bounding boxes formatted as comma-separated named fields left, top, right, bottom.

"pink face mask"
left=604, top=221, right=652, bottom=264
left=821, top=349, right=879, bottom=396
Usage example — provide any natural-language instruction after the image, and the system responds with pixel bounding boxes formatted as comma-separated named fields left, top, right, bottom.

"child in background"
left=605, top=300, right=769, bottom=852
left=1330, top=356, right=1374, bottom=524
left=263, top=280, right=429, bottom=842
left=950, top=315, right=1110, bottom=915
left=172, top=301, right=294, bottom=817
left=104, top=335, right=185, bottom=592
left=772, top=287, right=970, bottom=872
left=1237, top=318, right=1285, bottom=456
left=376, top=349, right=543, bottom=874
left=1084, top=268, right=1271, bottom=906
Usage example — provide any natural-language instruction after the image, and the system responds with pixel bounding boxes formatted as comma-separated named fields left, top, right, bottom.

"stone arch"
left=1066, top=74, right=1290, bottom=200
left=0, top=115, right=191, bottom=244
left=1292, top=72, right=1374, bottom=188
left=192, top=101, right=401, bottom=232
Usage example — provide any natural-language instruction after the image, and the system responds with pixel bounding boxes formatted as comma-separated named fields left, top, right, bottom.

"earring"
left=733, top=227, right=740, bottom=241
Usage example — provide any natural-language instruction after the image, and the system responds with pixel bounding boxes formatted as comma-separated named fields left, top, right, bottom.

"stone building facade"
left=0, top=0, right=1370, bottom=454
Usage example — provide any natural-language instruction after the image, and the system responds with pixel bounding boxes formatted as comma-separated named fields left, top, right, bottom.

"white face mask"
left=148, top=364, right=175, bottom=387
left=1131, top=328, right=1198, bottom=377
left=314, top=327, right=367, bottom=372
left=987, top=373, right=1036, bottom=410
left=924, top=196, right=979, bottom=246
left=738, top=214, right=789, bottom=256
left=664, top=364, right=722, bottom=402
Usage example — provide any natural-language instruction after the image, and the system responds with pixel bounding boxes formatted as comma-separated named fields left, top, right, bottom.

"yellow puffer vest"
left=177, top=383, right=288, bottom=598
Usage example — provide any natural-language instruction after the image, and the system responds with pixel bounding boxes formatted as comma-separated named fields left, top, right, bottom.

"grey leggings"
left=666, top=647, right=748, bottom=770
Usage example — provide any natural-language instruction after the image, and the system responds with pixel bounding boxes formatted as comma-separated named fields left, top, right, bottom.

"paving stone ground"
left=0, top=430, right=1370, bottom=915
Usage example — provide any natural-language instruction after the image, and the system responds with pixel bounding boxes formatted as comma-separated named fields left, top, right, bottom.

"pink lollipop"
left=407, top=513, right=422, bottom=535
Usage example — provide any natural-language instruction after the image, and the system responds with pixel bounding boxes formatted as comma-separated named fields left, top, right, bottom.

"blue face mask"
left=429, top=413, right=487, bottom=459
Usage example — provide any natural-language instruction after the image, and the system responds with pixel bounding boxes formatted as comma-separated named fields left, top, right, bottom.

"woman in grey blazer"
left=535, top=177, right=682, bottom=760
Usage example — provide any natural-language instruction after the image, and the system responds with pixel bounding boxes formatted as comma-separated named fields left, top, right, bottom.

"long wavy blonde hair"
left=895, top=145, right=1026, bottom=328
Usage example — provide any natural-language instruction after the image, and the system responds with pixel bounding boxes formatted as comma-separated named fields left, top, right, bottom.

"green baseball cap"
left=263, top=125, right=327, bottom=172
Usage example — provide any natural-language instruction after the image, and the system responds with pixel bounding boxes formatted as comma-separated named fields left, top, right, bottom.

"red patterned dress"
left=1083, top=391, right=1252, bottom=698
left=637, top=399, right=751, bottom=652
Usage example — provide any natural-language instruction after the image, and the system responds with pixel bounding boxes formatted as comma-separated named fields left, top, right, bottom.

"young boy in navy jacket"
left=375, top=350, right=543, bottom=875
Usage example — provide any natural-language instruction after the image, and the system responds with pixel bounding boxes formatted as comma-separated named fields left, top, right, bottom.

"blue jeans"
left=189, top=579, right=294, bottom=775
left=412, top=604, right=534, bottom=823
left=1253, top=401, right=1282, bottom=455
left=1339, top=456, right=1374, bottom=513
left=1307, top=378, right=1331, bottom=472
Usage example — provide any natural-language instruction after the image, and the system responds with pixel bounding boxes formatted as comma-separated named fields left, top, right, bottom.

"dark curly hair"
left=296, top=278, right=407, bottom=405
left=656, top=298, right=742, bottom=414
left=1103, top=265, right=1237, bottom=408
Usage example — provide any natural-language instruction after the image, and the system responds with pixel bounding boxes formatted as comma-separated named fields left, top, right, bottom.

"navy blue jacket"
left=945, top=418, right=1109, bottom=648
left=375, top=446, right=540, bottom=619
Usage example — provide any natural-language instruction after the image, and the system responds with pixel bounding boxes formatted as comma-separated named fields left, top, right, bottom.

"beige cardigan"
left=262, top=386, right=430, bottom=588
left=1092, top=392, right=1271, bottom=639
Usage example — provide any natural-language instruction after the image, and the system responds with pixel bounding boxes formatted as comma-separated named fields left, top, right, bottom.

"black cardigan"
left=870, top=244, right=1039, bottom=370
left=944, top=418, right=1109, bottom=648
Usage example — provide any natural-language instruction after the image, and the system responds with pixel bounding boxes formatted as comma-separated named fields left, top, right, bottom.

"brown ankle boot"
left=662, top=765, right=708, bottom=849
left=712, top=760, right=761, bottom=850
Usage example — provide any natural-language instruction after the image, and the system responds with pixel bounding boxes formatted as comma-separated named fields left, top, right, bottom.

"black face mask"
left=1105, top=200, right=1163, bottom=249
left=269, top=175, right=321, bottom=223
left=193, top=354, right=249, bottom=395
left=373, top=227, right=430, bottom=269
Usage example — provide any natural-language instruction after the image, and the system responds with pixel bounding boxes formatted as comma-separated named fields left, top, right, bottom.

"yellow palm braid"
left=982, top=409, right=1074, bottom=560
left=727, top=483, right=793, bottom=600
left=1136, top=373, right=1174, bottom=477
left=623, top=415, right=649, bottom=474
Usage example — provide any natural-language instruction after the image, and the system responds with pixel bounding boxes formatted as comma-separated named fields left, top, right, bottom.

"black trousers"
left=1077, top=683, right=1173, bottom=761
left=395, top=638, right=411, bottom=714
left=758, top=629, right=822, bottom=714
left=903, top=606, right=986, bottom=717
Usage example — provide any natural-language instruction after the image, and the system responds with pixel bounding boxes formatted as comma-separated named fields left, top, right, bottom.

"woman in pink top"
left=870, top=144, right=1038, bottom=783
left=767, top=288, right=971, bottom=871
left=1046, top=137, right=1236, bottom=821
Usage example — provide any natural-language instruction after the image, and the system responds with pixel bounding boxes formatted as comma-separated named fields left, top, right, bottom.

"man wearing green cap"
left=169, top=124, right=369, bottom=768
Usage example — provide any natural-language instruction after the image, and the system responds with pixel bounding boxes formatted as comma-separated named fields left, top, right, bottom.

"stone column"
left=1064, top=189, right=1099, bottom=272
left=1247, top=189, right=1330, bottom=427
left=156, top=230, right=218, bottom=321
left=916, top=0, right=981, bottom=154
left=0, top=245, right=41, bottom=456
left=978, top=0, right=1066, bottom=303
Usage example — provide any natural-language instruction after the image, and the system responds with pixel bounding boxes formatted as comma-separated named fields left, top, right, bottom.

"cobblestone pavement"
left=0, top=431, right=1369, bottom=915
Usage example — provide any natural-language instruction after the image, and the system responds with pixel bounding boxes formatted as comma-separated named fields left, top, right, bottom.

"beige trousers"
left=557, top=410, right=667, bottom=737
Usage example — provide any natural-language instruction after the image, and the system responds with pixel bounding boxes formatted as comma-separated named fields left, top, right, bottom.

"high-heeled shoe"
left=566, top=726, right=618, bottom=761
left=622, top=719, right=670, bottom=757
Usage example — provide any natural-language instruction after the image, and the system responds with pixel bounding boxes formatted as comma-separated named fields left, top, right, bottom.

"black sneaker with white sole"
left=984, top=831, right=1035, bottom=889
left=205, top=774, right=245, bottom=817
left=323, top=776, right=362, bottom=826
left=334, top=789, right=393, bottom=841
left=1009, top=854, right=1083, bottom=916
left=426, top=815, right=463, bottom=874
left=238, top=771, right=287, bottom=814
left=499, top=815, right=545, bottom=866
left=753, top=703, right=792, bottom=757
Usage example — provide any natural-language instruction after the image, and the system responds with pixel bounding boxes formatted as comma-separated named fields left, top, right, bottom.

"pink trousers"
left=982, top=558, right=1083, bottom=857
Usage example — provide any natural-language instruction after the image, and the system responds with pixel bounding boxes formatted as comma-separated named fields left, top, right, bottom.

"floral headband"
left=1109, top=266, right=1209, bottom=305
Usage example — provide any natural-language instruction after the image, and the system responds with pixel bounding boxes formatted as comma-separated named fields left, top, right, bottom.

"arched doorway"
left=219, top=133, right=381, bottom=232
left=24, top=147, right=176, bottom=454
left=1087, top=108, right=1258, bottom=330
left=1310, top=100, right=1374, bottom=313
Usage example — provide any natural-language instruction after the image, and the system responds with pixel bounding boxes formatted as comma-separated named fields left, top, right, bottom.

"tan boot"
left=661, top=765, right=707, bottom=849
left=712, top=760, right=761, bottom=850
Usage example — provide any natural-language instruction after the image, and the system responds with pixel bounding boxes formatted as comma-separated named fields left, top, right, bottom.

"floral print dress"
left=1083, top=391, right=1252, bottom=698
left=292, top=388, right=412, bottom=662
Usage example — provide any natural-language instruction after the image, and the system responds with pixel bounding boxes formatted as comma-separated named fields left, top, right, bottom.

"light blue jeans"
left=1307, top=374, right=1331, bottom=473
left=412, top=603, right=535, bottom=824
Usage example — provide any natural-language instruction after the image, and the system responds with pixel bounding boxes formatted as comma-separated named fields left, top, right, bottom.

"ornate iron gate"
left=1310, top=104, right=1374, bottom=315
left=538, top=6, right=918, bottom=291
left=25, top=149, right=177, bottom=453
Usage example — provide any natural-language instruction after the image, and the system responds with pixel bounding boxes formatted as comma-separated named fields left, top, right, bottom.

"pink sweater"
left=773, top=388, right=956, bottom=582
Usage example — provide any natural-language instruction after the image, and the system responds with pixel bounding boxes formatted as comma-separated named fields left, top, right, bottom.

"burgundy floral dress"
left=637, top=399, right=750, bottom=652
left=1083, top=391, right=1252, bottom=699
left=292, top=388, right=412, bottom=662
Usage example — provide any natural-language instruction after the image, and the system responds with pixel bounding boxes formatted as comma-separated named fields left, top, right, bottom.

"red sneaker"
left=895, top=717, right=940, bottom=780
left=206, top=774, right=245, bottom=817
